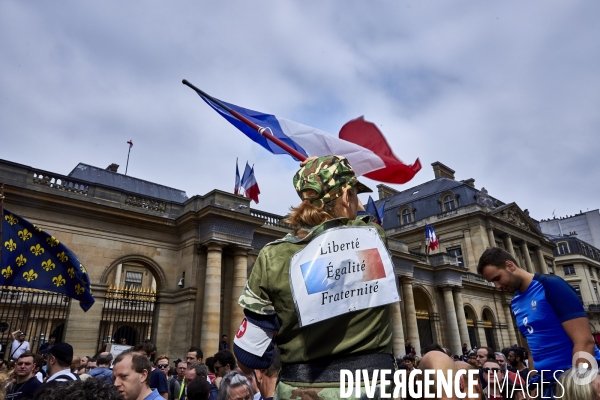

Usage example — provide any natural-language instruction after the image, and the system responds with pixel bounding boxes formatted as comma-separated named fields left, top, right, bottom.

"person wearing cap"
left=233, top=155, right=396, bottom=399
left=45, top=342, right=79, bottom=383
left=10, top=330, right=31, bottom=362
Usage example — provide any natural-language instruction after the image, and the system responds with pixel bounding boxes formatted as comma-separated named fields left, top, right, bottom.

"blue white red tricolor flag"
left=242, top=165, right=260, bottom=204
left=234, top=159, right=241, bottom=195
left=195, top=93, right=421, bottom=184
left=365, top=196, right=385, bottom=226
left=425, top=224, right=439, bottom=254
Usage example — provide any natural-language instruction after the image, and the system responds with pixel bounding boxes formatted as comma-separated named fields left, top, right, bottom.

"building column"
left=476, top=322, right=488, bottom=348
left=462, top=229, right=477, bottom=270
left=504, top=235, right=516, bottom=259
left=536, top=247, right=549, bottom=274
left=487, top=228, right=496, bottom=249
left=503, top=304, right=518, bottom=347
left=401, top=277, right=421, bottom=356
left=442, top=287, right=462, bottom=356
left=520, top=241, right=534, bottom=273
left=391, top=277, right=405, bottom=357
left=230, top=248, right=249, bottom=345
left=452, top=288, right=470, bottom=352
left=201, top=242, right=224, bottom=357
left=115, top=264, right=122, bottom=286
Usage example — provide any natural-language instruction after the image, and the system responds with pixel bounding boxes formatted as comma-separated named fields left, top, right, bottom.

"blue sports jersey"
left=511, top=274, right=600, bottom=373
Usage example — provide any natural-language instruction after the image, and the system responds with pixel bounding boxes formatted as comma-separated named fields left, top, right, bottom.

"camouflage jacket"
left=238, top=215, right=393, bottom=386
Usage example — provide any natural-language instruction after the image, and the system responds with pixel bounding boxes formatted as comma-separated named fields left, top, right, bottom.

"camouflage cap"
left=293, top=155, right=372, bottom=206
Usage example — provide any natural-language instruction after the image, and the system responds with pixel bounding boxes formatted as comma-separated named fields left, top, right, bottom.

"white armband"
left=234, top=318, right=274, bottom=357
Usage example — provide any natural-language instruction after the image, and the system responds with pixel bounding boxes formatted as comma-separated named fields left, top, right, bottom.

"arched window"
left=402, top=209, right=412, bottom=224
left=444, top=195, right=455, bottom=211
left=557, top=242, right=569, bottom=255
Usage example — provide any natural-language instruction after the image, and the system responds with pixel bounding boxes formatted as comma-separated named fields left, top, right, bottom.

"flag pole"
left=125, top=141, right=132, bottom=175
left=182, top=80, right=307, bottom=162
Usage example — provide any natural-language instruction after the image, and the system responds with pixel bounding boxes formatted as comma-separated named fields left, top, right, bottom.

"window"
left=547, top=263, right=554, bottom=274
left=402, top=209, right=412, bottom=224
left=557, top=242, right=569, bottom=255
left=443, top=195, right=455, bottom=211
left=582, top=245, right=588, bottom=256
left=594, top=285, right=600, bottom=303
left=563, top=265, right=576, bottom=276
left=589, top=266, right=594, bottom=278
left=447, top=247, right=464, bottom=267
left=571, top=285, right=583, bottom=303
left=125, top=271, right=143, bottom=288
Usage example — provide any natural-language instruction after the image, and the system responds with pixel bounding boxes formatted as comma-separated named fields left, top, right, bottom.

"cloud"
left=0, top=0, right=599, bottom=221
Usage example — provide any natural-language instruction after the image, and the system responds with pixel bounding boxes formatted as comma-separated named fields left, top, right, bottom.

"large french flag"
left=199, top=94, right=420, bottom=184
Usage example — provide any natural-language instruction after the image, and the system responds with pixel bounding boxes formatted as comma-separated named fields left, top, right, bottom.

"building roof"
left=546, top=234, right=600, bottom=260
left=377, top=178, right=465, bottom=210
left=68, top=163, right=188, bottom=203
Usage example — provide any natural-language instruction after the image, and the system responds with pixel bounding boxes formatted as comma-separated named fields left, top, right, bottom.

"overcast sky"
left=1, top=1, right=599, bottom=221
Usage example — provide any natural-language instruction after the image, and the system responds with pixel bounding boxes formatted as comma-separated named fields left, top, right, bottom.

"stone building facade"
left=0, top=159, right=415, bottom=360
left=543, top=234, right=600, bottom=337
left=0, top=158, right=559, bottom=361
left=375, top=162, right=556, bottom=356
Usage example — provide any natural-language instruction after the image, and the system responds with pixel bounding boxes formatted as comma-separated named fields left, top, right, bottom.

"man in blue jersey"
left=477, top=247, right=600, bottom=380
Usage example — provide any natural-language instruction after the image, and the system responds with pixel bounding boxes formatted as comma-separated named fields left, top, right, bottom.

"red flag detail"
left=127, top=140, right=133, bottom=148
left=339, top=117, right=421, bottom=184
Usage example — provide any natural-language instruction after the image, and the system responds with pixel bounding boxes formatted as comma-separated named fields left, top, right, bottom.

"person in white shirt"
left=10, top=330, right=30, bottom=361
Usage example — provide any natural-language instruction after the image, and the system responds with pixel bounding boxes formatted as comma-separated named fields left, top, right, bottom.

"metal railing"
left=0, top=286, right=70, bottom=359
left=96, top=285, right=157, bottom=353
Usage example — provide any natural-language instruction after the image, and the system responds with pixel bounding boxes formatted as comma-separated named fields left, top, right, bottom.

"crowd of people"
left=0, top=337, right=281, bottom=400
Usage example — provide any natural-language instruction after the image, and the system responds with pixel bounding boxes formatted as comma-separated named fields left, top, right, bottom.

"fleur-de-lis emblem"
left=67, top=267, right=75, bottom=279
left=46, top=236, right=59, bottom=247
left=52, top=275, right=66, bottom=287
left=23, top=269, right=38, bottom=282
left=41, top=259, right=56, bottom=272
left=15, top=254, right=27, bottom=267
left=75, top=284, right=85, bottom=295
left=18, top=229, right=32, bottom=241
left=4, top=239, right=17, bottom=252
left=1, top=266, right=13, bottom=278
left=5, top=214, right=18, bottom=225
left=30, top=244, right=45, bottom=256
left=33, top=225, right=43, bottom=233
left=79, top=263, right=87, bottom=274
left=57, top=251, right=69, bottom=262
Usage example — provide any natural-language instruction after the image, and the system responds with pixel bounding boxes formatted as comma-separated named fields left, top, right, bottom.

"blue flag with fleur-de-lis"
left=1, top=210, right=95, bottom=311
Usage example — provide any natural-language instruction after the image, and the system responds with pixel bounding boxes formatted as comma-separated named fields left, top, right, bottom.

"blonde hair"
left=556, top=368, right=598, bottom=399
left=0, top=370, right=11, bottom=399
left=284, top=186, right=356, bottom=230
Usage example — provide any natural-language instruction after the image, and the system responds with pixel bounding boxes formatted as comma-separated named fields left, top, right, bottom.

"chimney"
left=461, top=178, right=475, bottom=187
left=431, top=162, right=455, bottom=180
left=106, top=163, right=119, bottom=173
left=377, top=184, right=399, bottom=200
